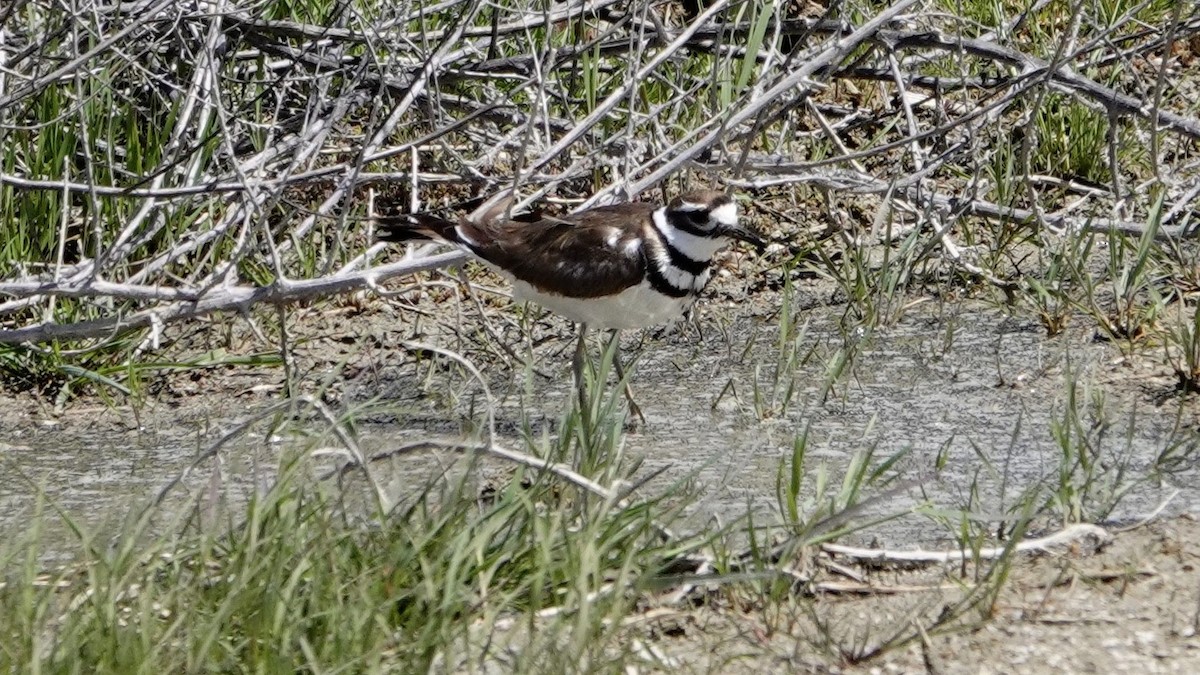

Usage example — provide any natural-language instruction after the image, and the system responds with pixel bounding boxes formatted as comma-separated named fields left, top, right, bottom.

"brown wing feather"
left=463, top=203, right=655, bottom=298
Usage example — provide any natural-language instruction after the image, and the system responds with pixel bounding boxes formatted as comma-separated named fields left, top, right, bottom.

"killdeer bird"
left=377, top=189, right=764, bottom=422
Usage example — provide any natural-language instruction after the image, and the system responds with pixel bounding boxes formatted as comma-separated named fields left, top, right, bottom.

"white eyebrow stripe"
left=709, top=202, right=737, bottom=227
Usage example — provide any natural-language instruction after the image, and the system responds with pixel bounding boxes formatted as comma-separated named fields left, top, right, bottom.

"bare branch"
left=0, top=252, right=466, bottom=345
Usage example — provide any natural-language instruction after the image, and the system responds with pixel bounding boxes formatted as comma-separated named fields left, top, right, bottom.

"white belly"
left=511, top=279, right=691, bottom=329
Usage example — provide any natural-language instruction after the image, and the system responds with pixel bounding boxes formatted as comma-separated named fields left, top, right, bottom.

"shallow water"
left=611, top=308, right=1199, bottom=544
left=3, top=301, right=1198, bottom=556
left=346, top=301, right=1200, bottom=544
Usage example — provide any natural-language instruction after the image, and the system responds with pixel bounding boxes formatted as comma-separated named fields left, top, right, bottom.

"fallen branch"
left=0, top=252, right=467, bottom=345
left=726, top=168, right=1195, bottom=239
left=820, top=523, right=1112, bottom=564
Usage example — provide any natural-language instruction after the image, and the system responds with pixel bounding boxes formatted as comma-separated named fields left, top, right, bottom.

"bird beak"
left=724, top=223, right=766, bottom=253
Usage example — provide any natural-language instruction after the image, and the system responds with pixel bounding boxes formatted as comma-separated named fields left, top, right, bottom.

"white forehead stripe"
left=675, top=201, right=708, bottom=211
left=709, top=202, right=738, bottom=227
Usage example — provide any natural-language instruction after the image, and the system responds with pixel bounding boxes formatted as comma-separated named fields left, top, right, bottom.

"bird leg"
left=573, top=323, right=590, bottom=425
left=608, top=330, right=646, bottom=426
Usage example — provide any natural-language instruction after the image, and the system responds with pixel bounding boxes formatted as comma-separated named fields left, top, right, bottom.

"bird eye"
left=687, top=211, right=710, bottom=228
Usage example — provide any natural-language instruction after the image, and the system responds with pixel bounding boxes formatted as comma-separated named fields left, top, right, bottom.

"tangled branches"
left=1, top=0, right=1198, bottom=347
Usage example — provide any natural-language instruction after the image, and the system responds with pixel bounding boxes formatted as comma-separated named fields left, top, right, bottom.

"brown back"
left=463, top=203, right=655, bottom=298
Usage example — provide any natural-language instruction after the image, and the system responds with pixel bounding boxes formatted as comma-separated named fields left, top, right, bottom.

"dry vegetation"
left=1, top=0, right=1197, bottom=372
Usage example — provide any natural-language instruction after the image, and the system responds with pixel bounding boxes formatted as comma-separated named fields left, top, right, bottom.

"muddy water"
left=603, top=307, right=1200, bottom=544
left=3, top=302, right=1199, bottom=555
left=359, top=303, right=1198, bottom=545
left=341, top=301, right=1200, bottom=546
left=0, top=415, right=280, bottom=562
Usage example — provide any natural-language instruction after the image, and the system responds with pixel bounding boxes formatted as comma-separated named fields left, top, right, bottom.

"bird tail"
left=374, top=213, right=461, bottom=244
left=374, top=188, right=516, bottom=245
